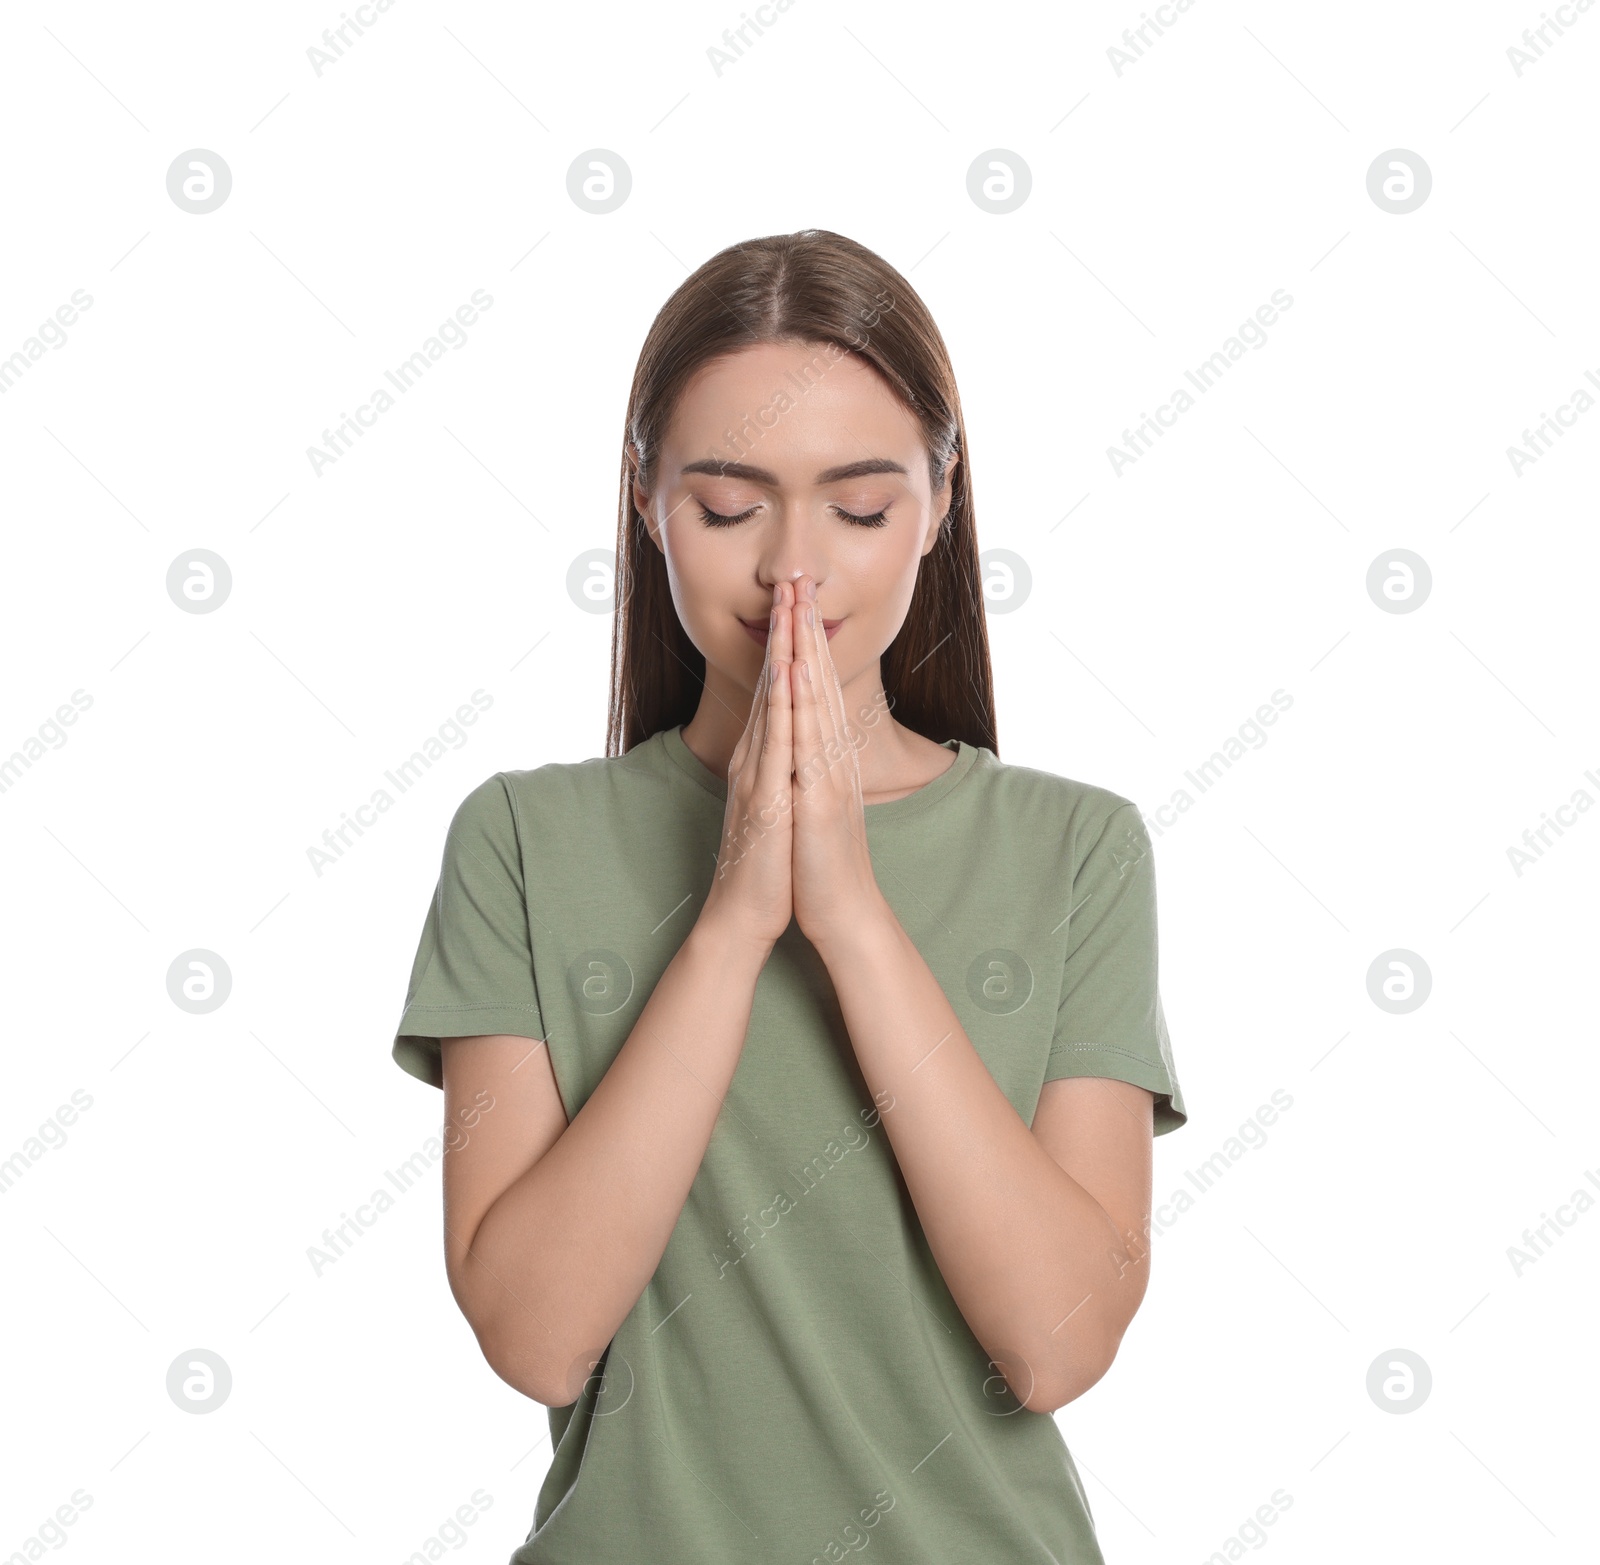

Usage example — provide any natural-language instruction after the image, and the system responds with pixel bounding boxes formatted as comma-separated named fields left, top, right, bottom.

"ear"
left=936, top=453, right=959, bottom=522
left=923, top=454, right=959, bottom=556
left=628, top=443, right=663, bottom=553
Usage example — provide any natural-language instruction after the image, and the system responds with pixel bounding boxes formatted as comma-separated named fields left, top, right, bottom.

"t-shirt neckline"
left=657, top=722, right=979, bottom=823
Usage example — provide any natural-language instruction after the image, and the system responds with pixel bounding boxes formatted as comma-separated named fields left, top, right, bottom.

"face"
left=634, top=338, right=957, bottom=709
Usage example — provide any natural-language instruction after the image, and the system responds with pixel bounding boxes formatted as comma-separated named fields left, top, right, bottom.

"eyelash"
left=696, top=504, right=889, bottom=530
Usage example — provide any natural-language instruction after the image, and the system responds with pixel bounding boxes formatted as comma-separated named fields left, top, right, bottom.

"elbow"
left=1021, top=1332, right=1123, bottom=1416
left=475, top=1320, right=555, bottom=1405
left=1027, top=1354, right=1112, bottom=1415
left=450, top=1262, right=581, bottom=1408
left=482, top=1335, right=574, bottom=1408
left=1029, top=1275, right=1150, bottom=1413
left=478, top=1318, right=607, bottom=1409
left=465, top=1298, right=563, bottom=1407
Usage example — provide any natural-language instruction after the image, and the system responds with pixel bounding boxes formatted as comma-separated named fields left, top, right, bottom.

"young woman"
left=391, top=228, right=1187, bottom=1565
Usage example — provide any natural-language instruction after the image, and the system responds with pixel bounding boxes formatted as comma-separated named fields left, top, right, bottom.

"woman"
left=391, top=228, right=1187, bottom=1564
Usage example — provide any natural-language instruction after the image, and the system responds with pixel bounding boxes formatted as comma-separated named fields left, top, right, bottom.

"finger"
left=813, top=577, right=863, bottom=767
left=725, top=593, right=778, bottom=874
left=790, top=590, right=822, bottom=801
left=758, top=582, right=794, bottom=814
left=801, top=581, right=846, bottom=768
left=808, top=590, right=869, bottom=829
left=731, top=585, right=778, bottom=777
left=813, top=592, right=857, bottom=759
left=731, top=660, right=766, bottom=779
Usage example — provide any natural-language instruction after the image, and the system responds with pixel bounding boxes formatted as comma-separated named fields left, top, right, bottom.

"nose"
left=758, top=570, right=820, bottom=602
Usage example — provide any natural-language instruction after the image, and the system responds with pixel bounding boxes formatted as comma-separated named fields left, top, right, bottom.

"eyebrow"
left=679, top=457, right=909, bottom=486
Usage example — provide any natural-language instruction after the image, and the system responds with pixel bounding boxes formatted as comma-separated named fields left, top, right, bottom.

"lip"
left=741, top=616, right=842, bottom=644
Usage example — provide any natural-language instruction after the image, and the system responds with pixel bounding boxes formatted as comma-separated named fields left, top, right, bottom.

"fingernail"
left=804, top=603, right=813, bottom=626
left=806, top=580, right=817, bottom=601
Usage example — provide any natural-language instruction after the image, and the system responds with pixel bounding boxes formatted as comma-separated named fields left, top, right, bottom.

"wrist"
left=690, top=906, right=778, bottom=970
left=807, top=893, right=900, bottom=967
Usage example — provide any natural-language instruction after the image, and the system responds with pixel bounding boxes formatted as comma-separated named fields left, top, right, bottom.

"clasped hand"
left=712, top=577, right=887, bottom=954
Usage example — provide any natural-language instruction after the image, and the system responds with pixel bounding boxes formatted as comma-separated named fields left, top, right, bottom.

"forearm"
left=469, top=914, right=770, bottom=1406
left=814, top=900, right=1142, bottom=1413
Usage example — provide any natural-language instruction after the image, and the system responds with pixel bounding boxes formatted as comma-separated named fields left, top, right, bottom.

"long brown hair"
left=605, top=228, right=998, bottom=760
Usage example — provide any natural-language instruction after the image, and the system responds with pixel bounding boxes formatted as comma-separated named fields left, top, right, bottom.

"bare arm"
left=440, top=912, right=773, bottom=1408
left=771, top=576, right=1163, bottom=1415
left=438, top=582, right=797, bottom=1408
left=813, top=903, right=1155, bottom=1416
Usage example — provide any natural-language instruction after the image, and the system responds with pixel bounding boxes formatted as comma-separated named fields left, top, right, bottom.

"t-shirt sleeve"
left=1043, top=802, right=1187, bottom=1135
left=391, top=771, right=546, bottom=1090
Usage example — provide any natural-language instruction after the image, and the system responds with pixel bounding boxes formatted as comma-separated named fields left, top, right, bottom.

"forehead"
left=665, top=340, right=921, bottom=465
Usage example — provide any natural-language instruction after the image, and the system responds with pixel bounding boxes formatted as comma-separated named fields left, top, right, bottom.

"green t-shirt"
left=392, top=722, right=1186, bottom=1565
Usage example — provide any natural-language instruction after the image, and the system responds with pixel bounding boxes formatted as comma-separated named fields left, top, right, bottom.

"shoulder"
left=971, top=748, right=1145, bottom=858
left=448, top=742, right=665, bottom=833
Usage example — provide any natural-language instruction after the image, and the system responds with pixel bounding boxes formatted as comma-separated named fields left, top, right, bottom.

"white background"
left=2, top=1, right=1596, bottom=1561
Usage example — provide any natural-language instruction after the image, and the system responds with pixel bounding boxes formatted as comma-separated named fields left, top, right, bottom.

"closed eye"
left=696, top=504, right=889, bottom=529
left=696, top=504, right=759, bottom=527
left=833, top=506, right=889, bottom=528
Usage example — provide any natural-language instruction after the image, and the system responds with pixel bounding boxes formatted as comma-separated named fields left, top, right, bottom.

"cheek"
left=827, top=536, right=924, bottom=665
left=854, top=531, right=924, bottom=613
left=661, top=527, right=748, bottom=646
